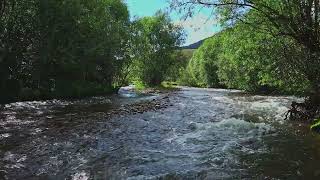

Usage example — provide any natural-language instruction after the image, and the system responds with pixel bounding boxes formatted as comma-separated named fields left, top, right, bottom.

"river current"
left=1, top=87, right=320, bottom=179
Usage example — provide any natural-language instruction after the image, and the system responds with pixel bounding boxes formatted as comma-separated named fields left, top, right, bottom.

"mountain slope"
left=181, top=39, right=206, bottom=49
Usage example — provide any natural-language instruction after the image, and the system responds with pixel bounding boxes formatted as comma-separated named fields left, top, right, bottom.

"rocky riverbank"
left=109, top=86, right=179, bottom=118
left=103, top=93, right=174, bottom=119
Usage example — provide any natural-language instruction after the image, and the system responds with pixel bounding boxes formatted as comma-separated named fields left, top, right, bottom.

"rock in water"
left=188, top=122, right=197, bottom=131
left=118, top=85, right=137, bottom=98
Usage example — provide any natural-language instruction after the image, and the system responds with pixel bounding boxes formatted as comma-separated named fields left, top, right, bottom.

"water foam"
left=171, top=118, right=275, bottom=161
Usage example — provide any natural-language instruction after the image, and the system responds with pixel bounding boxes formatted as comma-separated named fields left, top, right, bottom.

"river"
left=1, top=87, right=320, bottom=179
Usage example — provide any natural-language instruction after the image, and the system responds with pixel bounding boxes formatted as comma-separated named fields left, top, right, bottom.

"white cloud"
left=175, top=13, right=221, bottom=45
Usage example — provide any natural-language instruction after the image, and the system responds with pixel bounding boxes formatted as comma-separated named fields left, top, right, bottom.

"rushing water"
left=1, top=87, right=320, bottom=179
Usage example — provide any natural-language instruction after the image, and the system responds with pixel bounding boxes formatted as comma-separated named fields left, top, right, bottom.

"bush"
left=183, top=34, right=223, bottom=88
left=53, top=81, right=114, bottom=99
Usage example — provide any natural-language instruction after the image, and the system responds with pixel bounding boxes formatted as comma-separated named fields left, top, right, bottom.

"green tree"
left=216, top=23, right=308, bottom=93
left=171, top=0, right=320, bottom=103
left=0, top=0, right=38, bottom=102
left=184, top=18, right=309, bottom=93
left=130, top=12, right=185, bottom=86
left=187, top=33, right=223, bottom=87
left=0, top=0, right=130, bottom=102
left=36, top=0, right=129, bottom=97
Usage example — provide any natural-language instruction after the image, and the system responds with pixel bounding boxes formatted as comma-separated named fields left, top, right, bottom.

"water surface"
left=1, top=87, right=320, bottom=179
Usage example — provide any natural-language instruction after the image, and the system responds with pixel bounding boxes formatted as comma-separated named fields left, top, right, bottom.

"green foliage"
left=0, top=0, right=130, bottom=102
left=182, top=13, right=310, bottom=94
left=165, top=50, right=190, bottom=82
left=171, top=0, right=320, bottom=95
left=2, top=0, right=318, bottom=104
left=128, top=12, right=185, bottom=86
left=132, top=80, right=146, bottom=91
left=0, top=0, right=38, bottom=102
left=215, top=21, right=310, bottom=93
left=311, top=119, right=320, bottom=133
left=185, top=34, right=223, bottom=88
left=36, top=0, right=130, bottom=91
left=54, top=81, right=116, bottom=98
left=0, top=1, right=184, bottom=103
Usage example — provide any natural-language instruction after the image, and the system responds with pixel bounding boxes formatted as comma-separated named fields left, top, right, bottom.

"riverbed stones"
left=101, top=95, right=171, bottom=119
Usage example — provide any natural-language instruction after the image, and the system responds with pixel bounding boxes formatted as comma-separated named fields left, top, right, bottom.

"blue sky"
left=125, top=0, right=221, bottom=45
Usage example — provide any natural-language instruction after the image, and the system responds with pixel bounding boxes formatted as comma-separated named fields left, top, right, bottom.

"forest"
left=1, top=0, right=320, bottom=179
left=0, top=0, right=184, bottom=103
left=1, top=0, right=319, bottom=121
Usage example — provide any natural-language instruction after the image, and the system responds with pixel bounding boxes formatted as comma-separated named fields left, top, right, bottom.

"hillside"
left=181, top=39, right=205, bottom=49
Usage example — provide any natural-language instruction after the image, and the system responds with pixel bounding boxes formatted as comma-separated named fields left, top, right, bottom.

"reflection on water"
left=1, top=87, right=320, bottom=179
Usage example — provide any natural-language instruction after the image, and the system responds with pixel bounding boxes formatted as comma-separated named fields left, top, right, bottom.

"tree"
left=0, top=0, right=38, bottom=102
left=217, top=22, right=309, bottom=92
left=171, top=0, right=320, bottom=118
left=130, top=12, right=185, bottom=86
left=187, top=33, right=223, bottom=87
left=184, top=21, right=309, bottom=92
left=0, top=0, right=130, bottom=102
left=36, top=0, right=130, bottom=96
left=171, top=1, right=319, bottom=85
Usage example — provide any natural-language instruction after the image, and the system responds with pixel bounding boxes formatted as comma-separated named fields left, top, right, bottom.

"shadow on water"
left=239, top=127, right=320, bottom=179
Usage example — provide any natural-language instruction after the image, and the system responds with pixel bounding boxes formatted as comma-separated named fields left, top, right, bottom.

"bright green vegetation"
left=180, top=34, right=223, bottom=88
left=173, top=1, right=319, bottom=97
left=125, top=13, right=184, bottom=87
left=180, top=49, right=195, bottom=59
left=170, top=0, right=320, bottom=126
left=0, top=0, right=184, bottom=103
left=181, top=23, right=309, bottom=94
left=311, top=119, right=320, bottom=132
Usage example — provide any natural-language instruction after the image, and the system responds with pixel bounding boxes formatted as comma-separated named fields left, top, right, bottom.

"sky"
left=125, top=0, right=221, bottom=45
